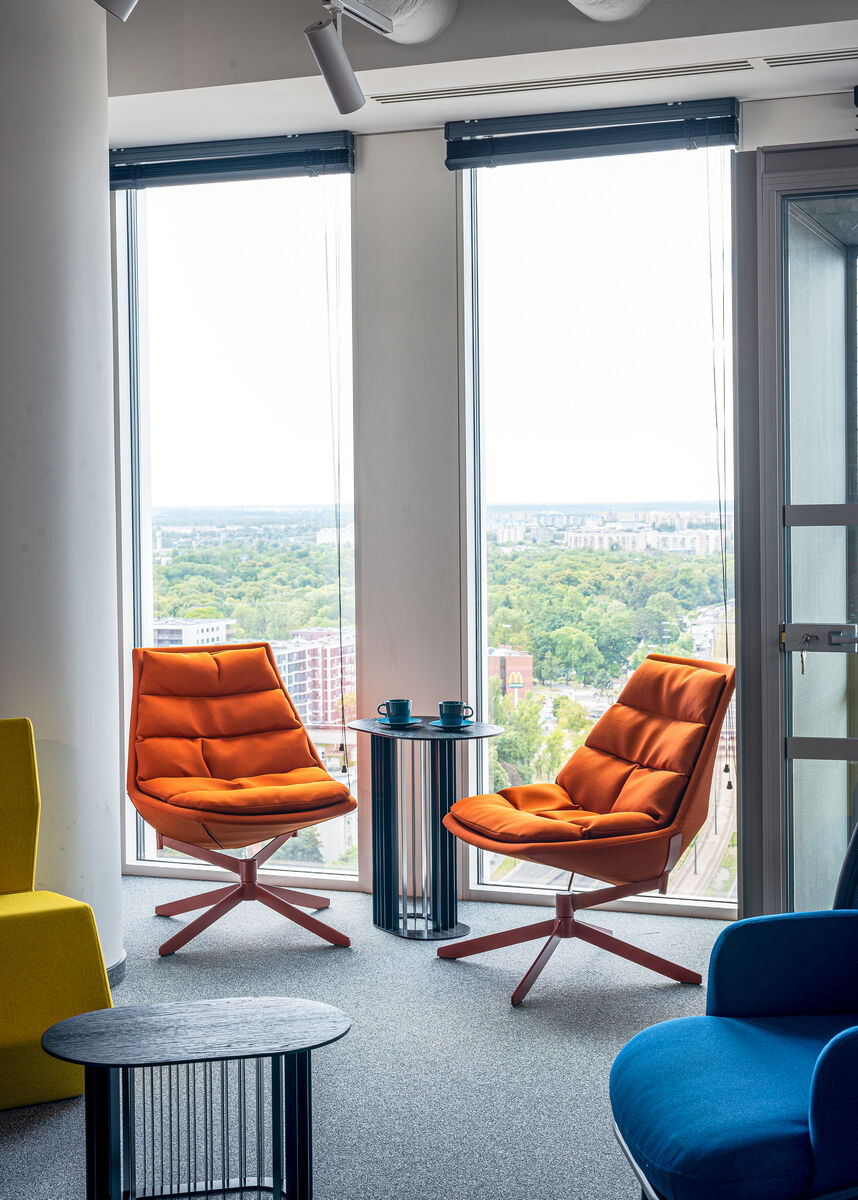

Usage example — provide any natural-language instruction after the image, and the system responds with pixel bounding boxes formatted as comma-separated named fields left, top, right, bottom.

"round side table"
left=349, top=717, right=502, bottom=940
left=42, top=996, right=350, bottom=1200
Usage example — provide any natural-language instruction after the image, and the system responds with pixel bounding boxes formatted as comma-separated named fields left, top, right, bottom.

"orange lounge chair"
left=127, top=642, right=357, bottom=956
left=439, top=654, right=735, bottom=1004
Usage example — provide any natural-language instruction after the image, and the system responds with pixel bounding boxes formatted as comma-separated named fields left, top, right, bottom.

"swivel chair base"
left=438, top=837, right=698, bottom=1005
left=614, top=1121, right=666, bottom=1200
left=154, top=833, right=350, bottom=956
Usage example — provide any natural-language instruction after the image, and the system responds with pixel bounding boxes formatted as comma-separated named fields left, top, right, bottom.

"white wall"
left=0, top=1, right=125, bottom=971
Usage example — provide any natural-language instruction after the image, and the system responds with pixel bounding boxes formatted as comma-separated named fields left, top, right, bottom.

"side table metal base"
left=381, top=919, right=470, bottom=941
left=354, top=719, right=501, bottom=943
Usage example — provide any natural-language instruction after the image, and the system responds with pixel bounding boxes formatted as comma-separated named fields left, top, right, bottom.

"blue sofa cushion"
left=610, top=1013, right=858, bottom=1200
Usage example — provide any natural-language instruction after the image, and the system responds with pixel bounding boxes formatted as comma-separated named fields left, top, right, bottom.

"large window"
left=471, top=146, right=735, bottom=906
left=120, top=169, right=357, bottom=878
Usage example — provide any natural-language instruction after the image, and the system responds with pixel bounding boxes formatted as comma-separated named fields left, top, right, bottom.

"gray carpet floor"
left=0, top=877, right=726, bottom=1200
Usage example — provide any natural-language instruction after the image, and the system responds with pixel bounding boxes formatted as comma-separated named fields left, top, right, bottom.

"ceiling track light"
left=94, top=0, right=141, bottom=20
left=328, top=0, right=394, bottom=37
left=306, top=0, right=458, bottom=114
left=305, top=4, right=387, bottom=116
left=305, top=2, right=391, bottom=116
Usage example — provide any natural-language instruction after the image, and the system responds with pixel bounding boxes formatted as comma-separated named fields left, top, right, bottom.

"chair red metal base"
left=437, top=837, right=699, bottom=1005
left=153, top=833, right=350, bottom=956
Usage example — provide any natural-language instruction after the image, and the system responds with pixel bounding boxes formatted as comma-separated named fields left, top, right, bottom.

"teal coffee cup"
left=378, top=698, right=412, bottom=725
left=438, top=700, right=474, bottom=727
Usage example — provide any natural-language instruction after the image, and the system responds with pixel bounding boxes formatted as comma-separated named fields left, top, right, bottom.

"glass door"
left=783, top=191, right=858, bottom=910
left=746, top=143, right=858, bottom=914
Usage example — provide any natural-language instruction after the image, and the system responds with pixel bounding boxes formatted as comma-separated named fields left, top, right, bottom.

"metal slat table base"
left=79, top=1055, right=311, bottom=1200
left=354, top=717, right=503, bottom=941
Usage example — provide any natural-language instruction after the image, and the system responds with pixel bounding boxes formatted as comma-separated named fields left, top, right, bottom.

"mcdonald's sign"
left=508, top=671, right=524, bottom=689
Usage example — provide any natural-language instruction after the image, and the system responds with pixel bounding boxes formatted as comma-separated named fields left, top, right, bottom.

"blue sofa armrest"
left=809, top=1026, right=858, bottom=1197
left=706, top=911, right=858, bottom=1017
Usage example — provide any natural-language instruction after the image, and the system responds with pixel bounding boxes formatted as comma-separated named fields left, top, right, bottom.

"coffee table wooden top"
left=349, top=717, right=502, bottom=741
left=42, top=996, right=351, bottom=1069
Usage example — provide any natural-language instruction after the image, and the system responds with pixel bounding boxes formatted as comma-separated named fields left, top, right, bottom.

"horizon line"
left=151, top=499, right=734, bottom=511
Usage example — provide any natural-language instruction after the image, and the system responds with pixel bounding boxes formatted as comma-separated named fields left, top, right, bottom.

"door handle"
left=829, top=630, right=858, bottom=647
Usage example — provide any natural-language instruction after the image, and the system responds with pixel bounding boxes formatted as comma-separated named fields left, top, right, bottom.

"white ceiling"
left=109, top=18, right=858, bottom=147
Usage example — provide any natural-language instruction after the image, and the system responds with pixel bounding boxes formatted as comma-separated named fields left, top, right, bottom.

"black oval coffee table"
left=349, top=717, right=502, bottom=940
left=42, top=995, right=350, bottom=1200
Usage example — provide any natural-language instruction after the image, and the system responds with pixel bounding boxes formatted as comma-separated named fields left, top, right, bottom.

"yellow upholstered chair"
left=0, top=718, right=112, bottom=1109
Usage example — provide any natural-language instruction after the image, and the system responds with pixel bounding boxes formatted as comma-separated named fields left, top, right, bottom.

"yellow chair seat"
left=0, top=719, right=112, bottom=1110
left=0, top=890, right=111, bottom=1109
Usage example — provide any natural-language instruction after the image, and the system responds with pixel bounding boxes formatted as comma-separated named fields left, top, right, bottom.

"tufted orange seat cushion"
left=451, top=656, right=728, bottom=846
left=141, top=768, right=351, bottom=815
left=453, top=786, right=663, bottom=843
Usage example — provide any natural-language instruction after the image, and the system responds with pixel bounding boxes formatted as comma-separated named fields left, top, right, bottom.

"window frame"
left=112, top=172, right=369, bottom=894
left=457, top=163, right=738, bottom=921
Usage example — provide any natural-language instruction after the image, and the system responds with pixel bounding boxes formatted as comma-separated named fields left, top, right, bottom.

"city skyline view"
left=145, top=497, right=734, bottom=899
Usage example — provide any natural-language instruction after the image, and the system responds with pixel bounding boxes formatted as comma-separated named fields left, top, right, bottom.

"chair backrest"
left=127, top=643, right=323, bottom=800
left=556, top=654, right=735, bottom=843
left=834, top=821, right=858, bottom=909
left=0, top=717, right=41, bottom=895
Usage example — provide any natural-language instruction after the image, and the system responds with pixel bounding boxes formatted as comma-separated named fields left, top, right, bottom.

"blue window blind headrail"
left=110, top=132, right=355, bottom=190
left=444, top=98, right=738, bottom=171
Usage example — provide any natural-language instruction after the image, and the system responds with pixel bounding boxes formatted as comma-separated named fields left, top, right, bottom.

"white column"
left=353, top=131, right=465, bottom=714
left=0, top=1, right=125, bottom=971
left=352, top=131, right=468, bottom=889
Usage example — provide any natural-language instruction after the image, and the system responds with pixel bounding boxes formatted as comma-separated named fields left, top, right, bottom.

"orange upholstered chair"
left=439, top=654, right=735, bottom=1004
left=127, top=642, right=357, bottom=956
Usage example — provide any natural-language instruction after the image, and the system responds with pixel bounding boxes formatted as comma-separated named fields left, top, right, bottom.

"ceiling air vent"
left=764, top=47, right=858, bottom=68
left=370, top=58, right=753, bottom=104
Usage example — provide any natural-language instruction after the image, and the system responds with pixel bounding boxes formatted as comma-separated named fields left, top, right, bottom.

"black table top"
left=349, top=717, right=503, bottom=741
left=42, top=996, right=351, bottom=1068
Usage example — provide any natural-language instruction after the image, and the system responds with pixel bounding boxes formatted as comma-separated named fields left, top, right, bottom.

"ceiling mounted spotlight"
left=567, top=0, right=652, bottom=20
left=305, top=0, right=458, bottom=113
left=305, top=2, right=392, bottom=115
left=305, top=17, right=368, bottom=115
left=94, top=0, right=141, bottom=20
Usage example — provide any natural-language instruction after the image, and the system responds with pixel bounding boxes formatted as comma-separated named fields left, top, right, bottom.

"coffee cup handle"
left=377, top=702, right=389, bottom=717
left=463, top=705, right=474, bottom=719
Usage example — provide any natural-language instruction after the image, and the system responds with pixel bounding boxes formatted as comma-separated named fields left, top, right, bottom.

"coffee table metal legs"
left=275, top=1051, right=312, bottom=1200
left=84, top=1066, right=121, bottom=1200
left=82, top=1054, right=316, bottom=1200
left=370, top=733, right=468, bottom=940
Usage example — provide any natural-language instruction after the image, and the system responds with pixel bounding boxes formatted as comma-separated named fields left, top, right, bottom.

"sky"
left=478, top=148, right=732, bottom=506
left=144, top=174, right=353, bottom=508
left=143, top=146, right=732, bottom=509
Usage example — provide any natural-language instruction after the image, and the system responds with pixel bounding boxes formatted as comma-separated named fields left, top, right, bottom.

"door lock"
left=782, top=623, right=858, bottom=653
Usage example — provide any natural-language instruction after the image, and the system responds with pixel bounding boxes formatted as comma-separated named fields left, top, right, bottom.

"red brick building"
left=488, top=646, right=534, bottom=700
